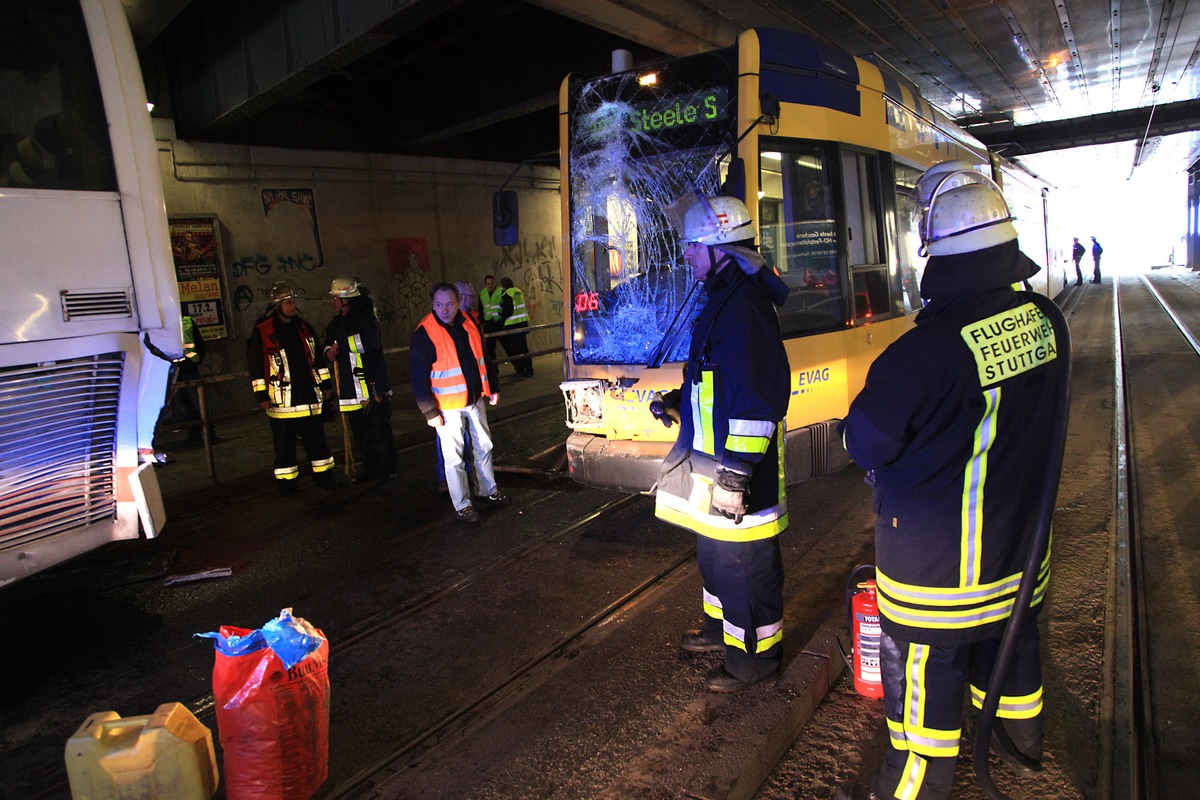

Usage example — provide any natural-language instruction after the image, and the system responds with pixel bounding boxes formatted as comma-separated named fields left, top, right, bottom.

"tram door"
left=841, top=150, right=890, bottom=322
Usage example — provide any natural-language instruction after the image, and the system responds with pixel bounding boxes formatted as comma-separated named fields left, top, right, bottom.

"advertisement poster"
left=169, top=216, right=227, bottom=339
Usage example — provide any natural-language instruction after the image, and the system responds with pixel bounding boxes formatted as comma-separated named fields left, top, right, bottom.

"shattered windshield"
left=567, top=48, right=737, bottom=365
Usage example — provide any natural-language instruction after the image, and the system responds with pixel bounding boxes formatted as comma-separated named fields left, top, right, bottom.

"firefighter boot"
left=680, top=619, right=724, bottom=653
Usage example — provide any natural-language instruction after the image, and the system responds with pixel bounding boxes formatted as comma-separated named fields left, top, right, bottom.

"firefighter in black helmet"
left=835, top=162, right=1070, bottom=800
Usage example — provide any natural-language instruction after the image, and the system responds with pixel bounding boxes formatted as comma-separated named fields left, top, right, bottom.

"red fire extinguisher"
left=845, top=564, right=883, bottom=699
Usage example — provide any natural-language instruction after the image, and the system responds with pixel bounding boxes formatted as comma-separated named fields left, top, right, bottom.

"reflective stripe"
left=311, top=457, right=335, bottom=473
left=961, top=386, right=1000, bottom=585
left=690, top=370, right=715, bottom=454
left=275, top=466, right=299, bottom=480
left=756, top=620, right=783, bottom=652
left=480, top=287, right=504, bottom=321
left=348, top=333, right=369, bottom=402
left=251, top=378, right=267, bottom=391
left=723, top=618, right=747, bottom=650
left=902, top=643, right=961, bottom=758
left=725, top=434, right=769, bottom=454
left=266, top=403, right=323, bottom=419
left=655, top=492, right=787, bottom=542
left=970, top=684, right=1044, bottom=719
left=503, top=288, right=529, bottom=325
left=897, top=752, right=927, bottom=800
left=703, top=588, right=724, bottom=620
left=729, top=418, right=775, bottom=437
left=876, top=553, right=1051, bottom=631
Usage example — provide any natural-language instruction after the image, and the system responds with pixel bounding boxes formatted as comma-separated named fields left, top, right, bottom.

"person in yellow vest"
left=248, top=282, right=337, bottom=496
left=478, top=274, right=505, bottom=365
left=410, top=282, right=511, bottom=523
left=498, top=276, right=533, bottom=379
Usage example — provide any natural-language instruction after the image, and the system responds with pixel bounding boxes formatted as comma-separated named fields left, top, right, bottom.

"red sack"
left=205, top=612, right=330, bottom=800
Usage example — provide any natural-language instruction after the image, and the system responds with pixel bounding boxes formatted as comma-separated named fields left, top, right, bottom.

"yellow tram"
left=558, top=28, right=1064, bottom=492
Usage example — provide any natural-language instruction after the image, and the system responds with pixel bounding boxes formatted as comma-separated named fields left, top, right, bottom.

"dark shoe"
left=375, top=473, right=396, bottom=487
left=278, top=481, right=298, bottom=497
left=988, top=727, right=1043, bottom=778
left=456, top=506, right=480, bottom=524
left=1074, top=281, right=1083, bottom=286
left=479, top=491, right=511, bottom=507
left=680, top=630, right=724, bottom=653
left=832, top=781, right=880, bottom=800
left=352, top=472, right=377, bottom=485
left=704, top=665, right=779, bottom=693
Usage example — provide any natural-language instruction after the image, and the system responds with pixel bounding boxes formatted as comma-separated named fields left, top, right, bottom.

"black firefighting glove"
left=712, top=467, right=751, bottom=524
left=649, top=389, right=681, bottom=428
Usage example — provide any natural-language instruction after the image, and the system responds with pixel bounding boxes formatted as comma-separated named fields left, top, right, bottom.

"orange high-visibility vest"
left=418, top=313, right=490, bottom=410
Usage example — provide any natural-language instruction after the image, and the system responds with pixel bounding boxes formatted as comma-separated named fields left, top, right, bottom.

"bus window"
left=759, top=140, right=843, bottom=337
left=0, top=0, right=117, bottom=191
left=894, top=163, right=926, bottom=313
left=843, top=150, right=890, bottom=323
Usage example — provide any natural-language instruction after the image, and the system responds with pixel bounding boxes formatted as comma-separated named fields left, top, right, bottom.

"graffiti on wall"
left=492, top=234, right=564, bottom=317
left=262, top=188, right=324, bottom=270
left=386, top=237, right=432, bottom=333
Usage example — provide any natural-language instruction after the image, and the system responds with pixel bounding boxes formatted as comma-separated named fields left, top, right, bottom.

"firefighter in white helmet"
left=835, top=163, right=1070, bottom=799
left=652, top=192, right=791, bottom=693
left=324, top=275, right=397, bottom=486
left=248, top=282, right=337, bottom=495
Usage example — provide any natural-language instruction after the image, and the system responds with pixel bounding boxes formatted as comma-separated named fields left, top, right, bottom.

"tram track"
left=1112, top=271, right=1200, bottom=800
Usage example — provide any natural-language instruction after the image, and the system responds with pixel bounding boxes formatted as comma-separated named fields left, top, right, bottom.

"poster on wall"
left=169, top=216, right=228, bottom=340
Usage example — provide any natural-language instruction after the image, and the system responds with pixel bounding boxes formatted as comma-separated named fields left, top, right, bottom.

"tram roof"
left=127, top=0, right=1200, bottom=186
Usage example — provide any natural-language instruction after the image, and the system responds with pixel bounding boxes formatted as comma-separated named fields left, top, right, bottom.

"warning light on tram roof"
left=638, top=72, right=658, bottom=86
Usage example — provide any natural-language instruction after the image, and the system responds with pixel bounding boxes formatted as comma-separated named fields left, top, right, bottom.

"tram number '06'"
left=575, top=291, right=600, bottom=313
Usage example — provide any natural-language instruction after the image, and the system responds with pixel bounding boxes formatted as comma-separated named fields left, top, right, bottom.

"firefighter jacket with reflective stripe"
left=324, top=298, right=391, bottom=410
left=410, top=311, right=493, bottom=420
left=840, top=288, right=1067, bottom=646
left=249, top=313, right=331, bottom=419
left=654, top=263, right=791, bottom=542
left=501, top=287, right=529, bottom=326
left=480, top=287, right=504, bottom=322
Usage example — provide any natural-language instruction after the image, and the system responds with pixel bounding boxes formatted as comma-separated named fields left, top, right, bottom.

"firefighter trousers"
left=269, top=414, right=335, bottom=488
left=872, top=607, right=1044, bottom=800
left=696, top=535, right=784, bottom=681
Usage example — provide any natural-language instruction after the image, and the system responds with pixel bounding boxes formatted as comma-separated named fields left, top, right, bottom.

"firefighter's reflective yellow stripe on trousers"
left=969, top=683, right=1044, bottom=719
left=895, top=753, right=929, bottom=800
left=726, top=418, right=773, bottom=455
left=690, top=370, right=715, bottom=454
left=275, top=465, right=300, bottom=480
left=888, top=643, right=962, bottom=758
left=311, top=457, right=335, bottom=473
left=252, top=378, right=268, bottom=392
left=703, top=588, right=723, bottom=620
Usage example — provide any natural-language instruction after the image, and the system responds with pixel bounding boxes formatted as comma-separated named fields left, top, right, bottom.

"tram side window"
left=0, top=0, right=116, bottom=191
left=842, top=150, right=891, bottom=322
left=894, top=163, right=926, bottom=313
left=759, top=142, right=844, bottom=337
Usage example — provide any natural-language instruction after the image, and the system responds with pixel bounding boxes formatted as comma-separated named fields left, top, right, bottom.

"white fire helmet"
left=914, top=162, right=1017, bottom=256
left=270, top=282, right=298, bottom=304
left=670, top=192, right=756, bottom=246
left=329, top=275, right=361, bottom=298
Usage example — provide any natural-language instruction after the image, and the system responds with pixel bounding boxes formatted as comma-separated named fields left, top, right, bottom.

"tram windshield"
left=566, top=49, right=737, bottom=366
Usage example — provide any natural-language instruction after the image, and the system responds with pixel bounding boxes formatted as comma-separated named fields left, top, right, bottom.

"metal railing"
left=155, top=322, right=565, bottom=480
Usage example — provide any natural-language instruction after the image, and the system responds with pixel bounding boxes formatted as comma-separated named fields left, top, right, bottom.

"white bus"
left=0, top=0, right=181, bottom=587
